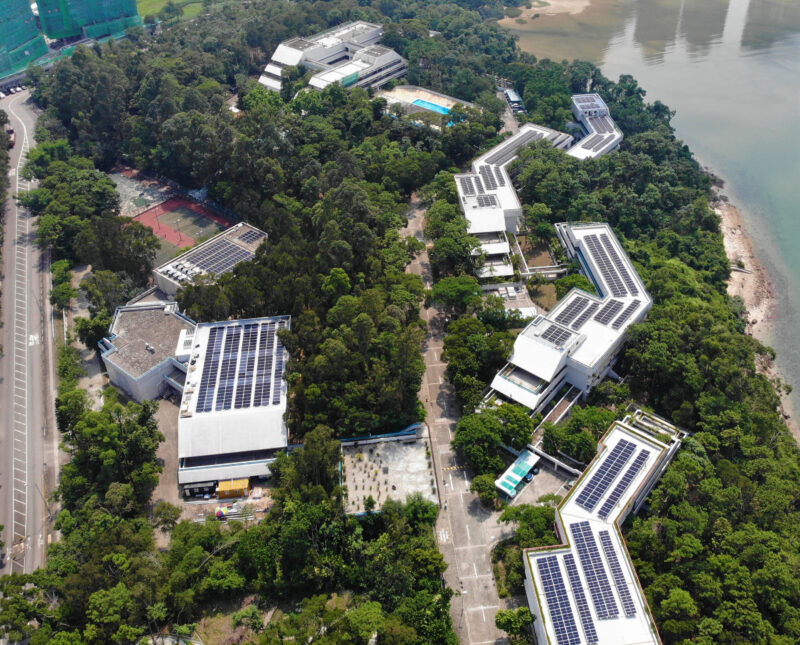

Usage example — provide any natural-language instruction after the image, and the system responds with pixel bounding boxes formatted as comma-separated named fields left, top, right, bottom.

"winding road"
left=0, top=90, right=58, bottom=575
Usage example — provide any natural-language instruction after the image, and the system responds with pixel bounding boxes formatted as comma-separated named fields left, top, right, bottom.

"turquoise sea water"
left=506, top=0, right=800, bottom=415
left=412, top=98, right=451, bottom=114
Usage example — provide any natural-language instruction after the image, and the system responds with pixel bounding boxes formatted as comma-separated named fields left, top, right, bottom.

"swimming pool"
left=412, top=98, right=451, bottom=115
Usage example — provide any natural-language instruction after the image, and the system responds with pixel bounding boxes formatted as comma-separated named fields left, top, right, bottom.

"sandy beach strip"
left=497, top=0, right=590, bottom=27
left=716, top=198, right=799, bottom=440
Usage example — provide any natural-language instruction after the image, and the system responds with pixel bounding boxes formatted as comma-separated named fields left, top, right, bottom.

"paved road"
left=0, top=90, right=58, bottom=575
left=402, top=198, right=520, bottom=645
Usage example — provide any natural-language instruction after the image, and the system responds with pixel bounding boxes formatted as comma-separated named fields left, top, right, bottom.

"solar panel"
left=611, top=299, right=641, bottom=330
left=593, top=299, right=624, bottom=325
left=479, top=165, right=498, bottom=191
left=215, top=325, right=242, bottom=411
left=476, top=194, right=498, bottom=208
left=581, top=134, right=603, bottom=150
left=599, top=233, right=639, bottom=296
left=239, top=229, right=266, bottom=244
left=272, top=320, right=286, bottom=405
left=572, top=301, right=599, bottom=330
left=541, top=324, right=573, bottom=347
left=599, top=531, right=637, bottom=617
left=459, top=176, right=475, bottom=196
left=598, top=450, right=650, bottom=520
left=570, top=522, right=619, bottom=620
left=473, top=174, right=484, bottom=194
left=196, top=326, right=224, bottom=413
left=583, top=234, right=626, bottom=297
left=563, top=554, right=599, bottom=644
left=555, top=296, right=589, bottom=326
left=233, top=323, right=259, bottom=409
left=494, top=166, right=506, bottom=186
left=253, top=322, right=275, bottom=407
left=183, top=239, right=254, bottom=276
left=575, top=439, right=635, bottom=511
left=592, top=136, right=610, bottom=152
left=485, top=129, right=543, bottom=166
left=536, top=556, right=581, bottom=645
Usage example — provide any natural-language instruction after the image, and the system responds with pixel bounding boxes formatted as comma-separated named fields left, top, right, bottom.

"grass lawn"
left=138, top=0, right=204, bottom=19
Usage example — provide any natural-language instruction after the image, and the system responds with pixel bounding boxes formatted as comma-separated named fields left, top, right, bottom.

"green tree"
left=470, top=473, right=498, bottom=506
left=495, top=607, right=534, bottom=642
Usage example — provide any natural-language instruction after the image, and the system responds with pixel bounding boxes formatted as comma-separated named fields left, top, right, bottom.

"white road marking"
left=465, top=525, right=471, bottom=542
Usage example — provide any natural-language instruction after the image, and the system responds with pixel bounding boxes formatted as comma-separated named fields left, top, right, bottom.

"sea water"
left=505, top=0, right=800, bottom=414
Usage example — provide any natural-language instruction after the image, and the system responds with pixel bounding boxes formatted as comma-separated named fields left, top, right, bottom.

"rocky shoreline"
left=715, top=197, right=798, bottom=440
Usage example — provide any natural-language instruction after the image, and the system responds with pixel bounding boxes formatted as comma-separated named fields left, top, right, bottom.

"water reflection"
left=680, top=0, right=729, bottom=58
left=742, top=0, right=800, bottom=50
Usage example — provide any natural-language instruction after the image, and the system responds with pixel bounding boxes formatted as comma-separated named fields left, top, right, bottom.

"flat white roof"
left=178, top=316, right=290, bottom=462
left=525, top=412, right=684, bottom=645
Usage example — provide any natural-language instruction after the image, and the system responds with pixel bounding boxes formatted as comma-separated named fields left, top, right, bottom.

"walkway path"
left=402, top=196, right=520, bottom=645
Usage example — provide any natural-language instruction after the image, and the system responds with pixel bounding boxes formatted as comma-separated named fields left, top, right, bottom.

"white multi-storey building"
left=259, top=21, right=407, bottom=92
left=488, top=222, right=651, bottom=415
left=524, top=410, right=684, bottom=645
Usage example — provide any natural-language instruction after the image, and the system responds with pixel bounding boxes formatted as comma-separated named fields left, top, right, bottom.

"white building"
left=153, top=223, right=266, bottom=298
left=567, top=94, right=624, bottom=160
left=453, top=93, right=623, bottom=278
left=488, top=222, right=651, bottom=415
left=524, top=410, right=684, bottom=645
left=259, top=21, right=407, bottom=92
left=99, top=302, right=196, bottom=402
left=177, top=316, right=291, bottom=487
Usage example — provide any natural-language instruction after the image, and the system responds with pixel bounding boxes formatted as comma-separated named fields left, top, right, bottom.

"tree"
left=554, top=273, right=596, bottom=299
left=347, top=601, right=385, bottom=644
left=453, top=413, right=504, bottom=475
left=470, top=473, right=498, bottom=506
left=50, top=282, right=77, bottom=311
left=75, top=313, right=112, bottom=351
left=152, top=501, right=182, bottom=533
left=431, top=276, right=482, bottom=316
left=495, top=607, right=534, bottom=642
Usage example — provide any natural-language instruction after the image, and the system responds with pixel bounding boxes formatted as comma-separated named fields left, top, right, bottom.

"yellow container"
left=216, top=478, right=250, bottom=499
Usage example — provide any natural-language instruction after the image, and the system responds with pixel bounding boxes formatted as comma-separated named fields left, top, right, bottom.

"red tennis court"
left=133, top=198, right=233, bottom=247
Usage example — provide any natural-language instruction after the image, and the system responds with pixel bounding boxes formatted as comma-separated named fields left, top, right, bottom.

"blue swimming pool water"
left=412, top=98, right=450, bottom=115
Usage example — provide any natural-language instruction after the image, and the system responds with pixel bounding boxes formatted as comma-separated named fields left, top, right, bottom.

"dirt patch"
left=518, top=234, right=554, bottom=268
left=528, top=282, right=558, bottom=311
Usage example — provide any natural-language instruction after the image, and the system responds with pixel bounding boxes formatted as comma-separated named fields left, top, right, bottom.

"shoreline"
left=714, top=196, right=799, bottom=440
left=497, top=0, right=590, bottom=27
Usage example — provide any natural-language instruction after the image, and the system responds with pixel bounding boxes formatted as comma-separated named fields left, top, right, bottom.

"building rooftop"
left=178, top=316, right=291, bottom=467
left=102, top=303, right=195, bottom=378
left=524, top=411, right=684, bottom=645
left=153, top=222, right=266, bottom=289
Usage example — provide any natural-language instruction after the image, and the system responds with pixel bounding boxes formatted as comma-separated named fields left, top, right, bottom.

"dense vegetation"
left=0, top=0, right=798, bottom=642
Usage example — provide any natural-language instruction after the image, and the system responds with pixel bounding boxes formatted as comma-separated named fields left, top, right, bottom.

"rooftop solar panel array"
left=479, top=165, right=498, bottom=190
left=570, top=522, right=619, bottom=620
left=239, top=229, right=266, bottom=244
left=611, top=299, right=641, bottom=330
left=584, top=234, right=626, bottom=297
left=592, top=136, right=611, bottom=152
left=474, top=174, right=485, bottom=194
left=196, top=326, right=224, bottom=413
left=581, top=134, right=604, bottom=150
left=485, top=129, right=543, bottom=166
left=537, top=556, right=582, bottom=645
left=597, top=449, right=650, bottom=520
left=183, top=239, right=254, bottom=276
left=555, top=296, right=589, bottom=326
left=233, top=324, right=259, bottom=409
left=542, top=324, right=573, bottom=347
left=571, top=301, right=599, bottom=330
left=563, top=553, right=599, bottom=644
left=194, top=319, right=288, bottom=414
left=599, top=233, right=639, bottom=296
left=215, top=325, right=242, bottom=411
left=253, top=322, right=275, bottom=407
left=598, top=531, right=637, bottom=618
left=459, top=176, right=475, bottom=196
left=593, top=299, right=624, bottom=325
left=575, top=439, right=635, bottom=511
left=476, top=194, right=498, bottom=208
left=494, top=166, right=506, bottom=186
